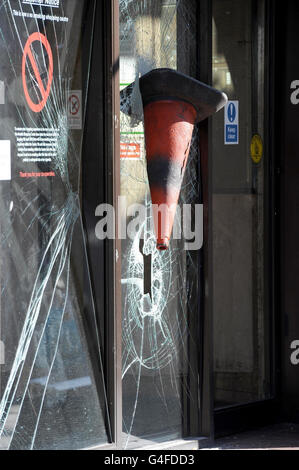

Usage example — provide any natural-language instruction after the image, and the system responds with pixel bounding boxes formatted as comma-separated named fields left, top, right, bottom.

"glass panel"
left=0, top=0, right=109, bottom=449
left=119, top=0, right=201, bottom=449
left=212, top=0, right=271, bottom=407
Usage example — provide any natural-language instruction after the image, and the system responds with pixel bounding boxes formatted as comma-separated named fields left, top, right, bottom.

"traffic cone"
left=143, top=98, right=197, bottom=250
left=121, top=68, right=227, bottom=250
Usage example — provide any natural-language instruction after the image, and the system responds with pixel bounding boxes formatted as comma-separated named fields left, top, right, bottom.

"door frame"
left=109, top=0, right=214, bottom=449
left=81, top=0, right=122, bottom=450
left=204, top=0, right=281, bottom=438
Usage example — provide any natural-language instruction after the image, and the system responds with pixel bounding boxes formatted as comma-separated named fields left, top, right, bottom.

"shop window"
left=0, top=0, right=109, bottom=450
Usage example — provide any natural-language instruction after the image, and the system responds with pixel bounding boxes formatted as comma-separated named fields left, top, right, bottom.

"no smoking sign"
left=69, top=94, right=80, bottom=116
left=67, top=90, right=82, bottom=129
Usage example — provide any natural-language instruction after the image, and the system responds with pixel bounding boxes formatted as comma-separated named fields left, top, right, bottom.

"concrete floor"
left=203, top=423, right=299, bottom=450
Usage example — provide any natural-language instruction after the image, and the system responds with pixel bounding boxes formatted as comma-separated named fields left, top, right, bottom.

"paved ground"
left=203, top=423, right=299, bottom=450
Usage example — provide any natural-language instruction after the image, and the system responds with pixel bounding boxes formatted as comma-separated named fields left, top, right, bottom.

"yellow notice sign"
left=250, top=134, right=263, bottom=164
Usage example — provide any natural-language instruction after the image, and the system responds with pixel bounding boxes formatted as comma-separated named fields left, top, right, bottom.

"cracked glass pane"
left=120, top=0, right=201, bottom=449
left=0, top=0, right=109, bottom=450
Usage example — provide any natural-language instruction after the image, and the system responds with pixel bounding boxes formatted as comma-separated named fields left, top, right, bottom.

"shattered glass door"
left=0, top=0, right=110, bottom=450
left=120, top=0, right=201, bottom=448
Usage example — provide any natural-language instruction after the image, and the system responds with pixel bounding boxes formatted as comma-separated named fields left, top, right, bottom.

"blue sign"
left=226, top=125, right=238, bottom=142
left=225, top=101, right=239, bottom=145
left=227, top=103, right=236, bottom=122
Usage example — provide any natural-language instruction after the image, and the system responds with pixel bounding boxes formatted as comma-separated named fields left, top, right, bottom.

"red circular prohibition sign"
left=69, top=94, right=80, bottom=116
left=22, top=32, right=53, bottom=113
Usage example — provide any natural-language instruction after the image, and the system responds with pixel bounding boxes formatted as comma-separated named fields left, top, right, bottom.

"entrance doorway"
left=211, top=0, right=276, bottom=431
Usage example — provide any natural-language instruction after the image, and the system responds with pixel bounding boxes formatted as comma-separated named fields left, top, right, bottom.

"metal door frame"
left=81, top=0, right=122, bottom=450
left=208, top=0, right=281, bottom=438
left=108, top=0, right=214, bottom=449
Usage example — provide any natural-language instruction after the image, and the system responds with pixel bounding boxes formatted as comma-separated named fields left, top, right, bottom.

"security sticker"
left=250, top=134, right=263, bottom=164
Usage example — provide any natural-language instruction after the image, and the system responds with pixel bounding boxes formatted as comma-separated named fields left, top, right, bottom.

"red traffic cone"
left=121, top=68, right=227, bottom=250
left=143, top=98, right=197, bottom=250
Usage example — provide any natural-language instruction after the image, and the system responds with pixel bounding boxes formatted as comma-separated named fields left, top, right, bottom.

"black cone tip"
left=120, top=68, right=227, bottom=123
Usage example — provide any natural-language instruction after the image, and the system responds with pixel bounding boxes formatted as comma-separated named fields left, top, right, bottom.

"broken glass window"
left=120, top=0, right=201, bottom=449
left=0, top=0, right=109, bottom=450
